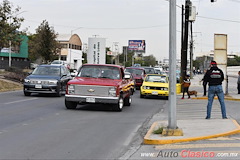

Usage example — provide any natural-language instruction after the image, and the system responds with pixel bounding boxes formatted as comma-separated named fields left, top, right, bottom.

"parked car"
left=23, top=64, right=72, bottom=96
left=140, top=74, right=181, bottom=99
left=125, top=67, right=146, bottom=89
left=65, top=64, right=134, bottom=111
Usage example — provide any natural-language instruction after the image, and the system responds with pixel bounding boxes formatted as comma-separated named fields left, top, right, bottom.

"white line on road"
left=4, top=98, right=38, bottom=105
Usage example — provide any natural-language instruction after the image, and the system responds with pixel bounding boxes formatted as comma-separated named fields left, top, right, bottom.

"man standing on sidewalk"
left=204, top=61, right=227, bottom=119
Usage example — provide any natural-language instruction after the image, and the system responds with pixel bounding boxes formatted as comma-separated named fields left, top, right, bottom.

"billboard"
left=87, top=37, right=106, bottom=64
left=128, top=40, right=146, bottom=52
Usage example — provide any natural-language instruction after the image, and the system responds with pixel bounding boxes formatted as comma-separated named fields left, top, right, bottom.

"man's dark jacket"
left=203, top=66, right=224, bottom=86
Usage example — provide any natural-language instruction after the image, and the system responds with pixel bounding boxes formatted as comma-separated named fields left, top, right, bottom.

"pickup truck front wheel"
left=114, top=97, right=124, bottom=112
left=65, top=99, right=77, bottom=109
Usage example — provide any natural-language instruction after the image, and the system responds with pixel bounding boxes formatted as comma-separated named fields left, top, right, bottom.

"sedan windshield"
left=32, top=66, right=60, bottom=76
left=145, top=75, right=168, bottom=83
left=78, top=65, right=120, bottom=80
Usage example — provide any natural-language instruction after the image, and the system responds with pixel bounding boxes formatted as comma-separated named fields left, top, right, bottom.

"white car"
left=51, top=60, right=69, bottom=69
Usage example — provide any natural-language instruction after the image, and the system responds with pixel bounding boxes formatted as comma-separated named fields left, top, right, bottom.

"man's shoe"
left=188, top=97, right=191, bottom=99
left=223, top=117, right=228, bottom=119
left=181, top=97, right=184, bottom=99
left=205, top=117, right=210, bottom=119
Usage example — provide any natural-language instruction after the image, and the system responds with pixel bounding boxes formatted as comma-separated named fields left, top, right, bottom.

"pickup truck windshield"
left=78, top=65, right=120, bottom=80
left=125, top=68, right=143, bottom=76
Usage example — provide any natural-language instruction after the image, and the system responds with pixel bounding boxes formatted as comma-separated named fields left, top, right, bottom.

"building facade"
left=0, top=35, right=30, bottom=69
left=57, top=34, right=83, bottom=70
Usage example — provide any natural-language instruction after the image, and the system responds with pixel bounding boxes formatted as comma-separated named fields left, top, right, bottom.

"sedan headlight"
left=163, top=87, right=168, bottom=91
left=68, top=85, right=75, bottom=94
left=108, top=87, right=116, bottom=97
left=49, top=80, right=58, bottom=85
left=24, top=79, right=30, bottom=83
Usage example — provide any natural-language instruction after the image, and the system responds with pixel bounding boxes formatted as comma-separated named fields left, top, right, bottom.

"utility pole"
left=189, top=22, right=193, bottom=78
left=181, top=0, right=191, bottom=81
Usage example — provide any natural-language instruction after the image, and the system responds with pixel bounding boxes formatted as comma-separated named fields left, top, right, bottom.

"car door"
left=60, top=66, right=71, bottom=91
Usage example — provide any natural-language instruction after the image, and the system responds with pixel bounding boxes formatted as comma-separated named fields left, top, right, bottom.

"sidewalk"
left=143, top=74, right=240, bottom=145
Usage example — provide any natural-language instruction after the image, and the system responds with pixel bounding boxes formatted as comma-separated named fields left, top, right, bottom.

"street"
left=0, top=76, right=240, bottom=160
left=0, top=90, right=166, bottom=159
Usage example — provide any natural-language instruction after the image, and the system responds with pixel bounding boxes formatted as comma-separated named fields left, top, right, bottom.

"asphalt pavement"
left=143, top=74, right=240, bottom=145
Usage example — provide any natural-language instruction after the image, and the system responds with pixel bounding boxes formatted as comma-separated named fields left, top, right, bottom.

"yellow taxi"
left=140, top=74, right=181, bottom=99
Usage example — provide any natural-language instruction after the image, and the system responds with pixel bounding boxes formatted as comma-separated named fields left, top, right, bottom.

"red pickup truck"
left=65, top=64, right=134, bottom=111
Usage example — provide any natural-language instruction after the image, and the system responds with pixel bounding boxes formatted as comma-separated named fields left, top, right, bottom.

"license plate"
left=86, top=97, right=95, bottom=103
left=152, top=91, right=158, bottom=95
left=35, top=84, right=42, bottom=88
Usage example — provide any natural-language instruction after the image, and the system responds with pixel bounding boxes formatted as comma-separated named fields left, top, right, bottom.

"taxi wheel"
left=140, top=93, right=145, bottom=98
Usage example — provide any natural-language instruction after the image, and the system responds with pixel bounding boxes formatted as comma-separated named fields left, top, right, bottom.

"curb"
left=143, top=119, right=240, bottom=145
left=191, top=96, right=240, bottom=101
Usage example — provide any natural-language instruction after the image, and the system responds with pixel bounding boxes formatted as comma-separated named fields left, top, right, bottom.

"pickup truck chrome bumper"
left=65, top=94, right=119, bottom=104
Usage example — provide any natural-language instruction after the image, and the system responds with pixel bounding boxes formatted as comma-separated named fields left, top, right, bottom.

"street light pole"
left=168, top=0, right=177, bottom=129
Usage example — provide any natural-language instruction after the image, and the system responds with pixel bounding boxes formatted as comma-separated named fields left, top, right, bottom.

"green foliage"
left=28, top=20, right=58, bottom=63
left=117, top=51, right=157, bottom=67
left=82, top=52, right=87, bottom=64
left=0, top=0, right=25, bottom=50
left=142, top=55, right=157, bottom=66
left=227, top=56, right=240, bottom=66
left=153, top=126, right=164, bottom=134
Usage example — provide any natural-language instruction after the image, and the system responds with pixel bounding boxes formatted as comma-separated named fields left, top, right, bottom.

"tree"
left=142, top=55, right=157, bottom=66
left=29, top=20, right=58, bottom=63
left=227, top=55, right=240, bottom=66
left=0, top=0, right=25, bottom=50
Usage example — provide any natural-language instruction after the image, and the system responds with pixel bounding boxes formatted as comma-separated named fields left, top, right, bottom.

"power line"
left=197, top=16, right=240, bottom=23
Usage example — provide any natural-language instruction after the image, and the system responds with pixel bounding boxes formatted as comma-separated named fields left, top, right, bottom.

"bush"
left=3, top=67, right=29, bottom=83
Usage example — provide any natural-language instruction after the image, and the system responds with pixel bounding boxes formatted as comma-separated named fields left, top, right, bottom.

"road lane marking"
left=4, top=98, right=38, bottom=105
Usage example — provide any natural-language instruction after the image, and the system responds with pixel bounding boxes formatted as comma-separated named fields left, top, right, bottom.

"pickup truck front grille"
left=74, top=85, right=110, bottom=96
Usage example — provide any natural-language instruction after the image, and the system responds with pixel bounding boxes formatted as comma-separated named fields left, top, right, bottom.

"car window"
left=61, top=66, right=66, bottom=76
left=32, top=66, right=60, bottom=76
left=144, top=68, right=155, bottom=74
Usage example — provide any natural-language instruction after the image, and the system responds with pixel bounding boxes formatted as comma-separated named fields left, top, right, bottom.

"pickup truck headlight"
left=49, top=80, right=58, bottom=85
left=108, top=87, right=116, bottom=97
left=68, top=85, right=75, bottom=94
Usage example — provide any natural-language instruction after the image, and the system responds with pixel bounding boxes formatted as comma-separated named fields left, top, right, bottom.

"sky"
left=8, top=0, right=240, bottom=61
